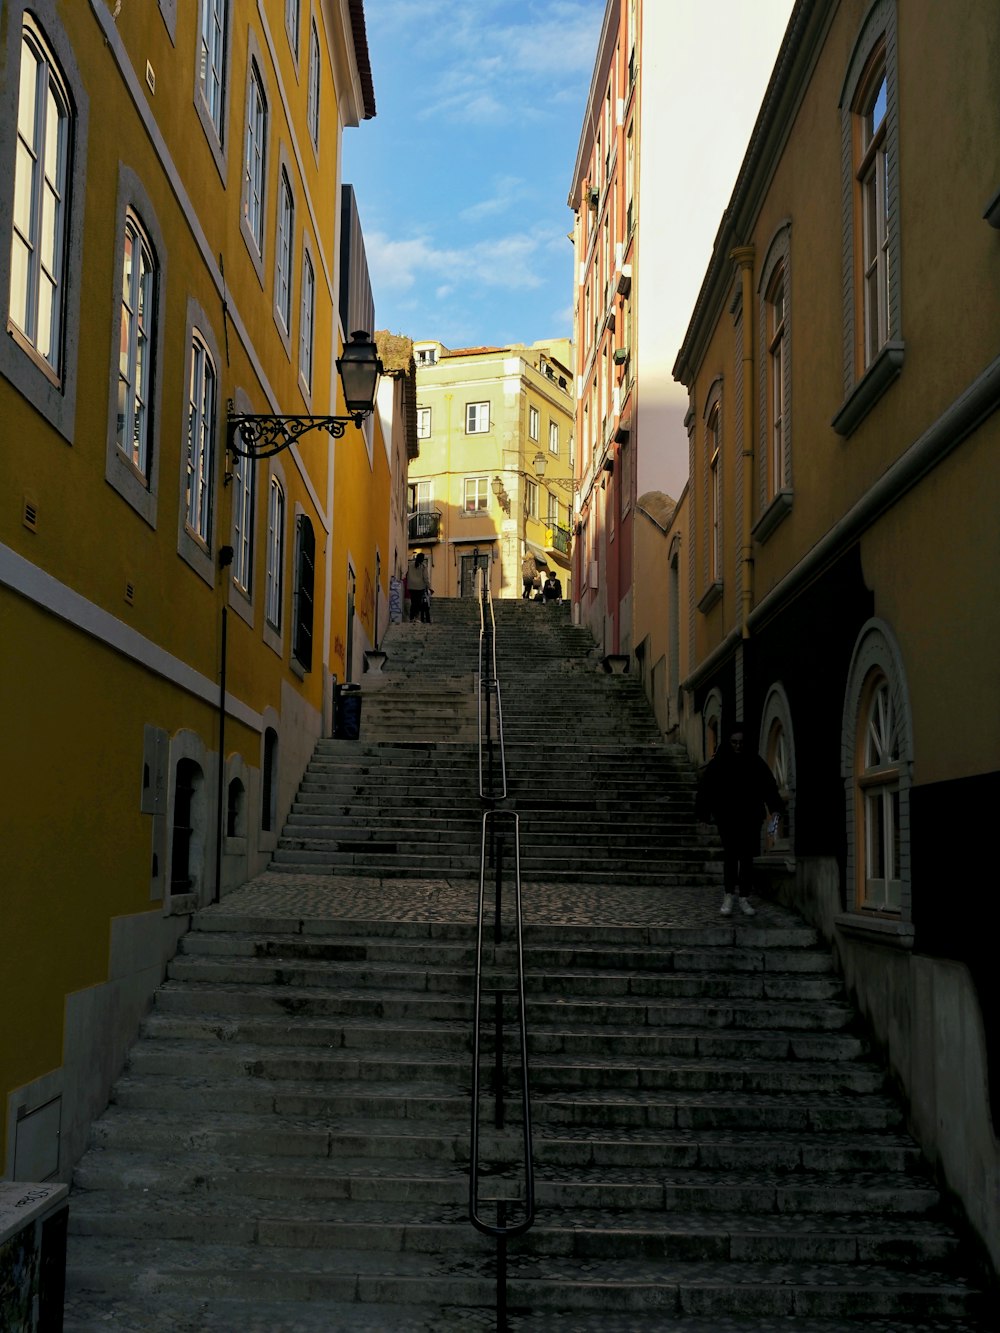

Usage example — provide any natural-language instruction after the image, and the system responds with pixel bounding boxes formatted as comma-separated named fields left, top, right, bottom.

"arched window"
left=9, top=19, right=72, bottom=377
left=186, top=332, right=216, bottom=542
left=226, top=777, right=246, bottom=839
left=842, top=619, right=913, bottom=919
left=307, top=21, right=320, bottom=147
left=857, top=673, right=902, bottom=910
left=703, top=687, right=723, bottom=763
left=759, top=682, right=795, bottom=851
left=117, top=212, right=157, bottom=479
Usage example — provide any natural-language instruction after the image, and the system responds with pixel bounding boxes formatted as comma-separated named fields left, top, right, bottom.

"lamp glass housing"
left=337, top=330, right=382, bottom=416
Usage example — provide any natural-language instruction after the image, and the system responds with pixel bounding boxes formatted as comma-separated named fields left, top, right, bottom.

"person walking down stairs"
left=696, top=723, right=785, bottom=917
left=407, top=552, right=431, bottom=623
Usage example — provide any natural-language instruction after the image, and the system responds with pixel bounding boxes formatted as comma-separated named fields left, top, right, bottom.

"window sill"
left=835, top=910, right=914, bottom=950
left=752, top=489, right=793, bottom=544
left=831, top=340, right=905, bottom=438
left=697, top=580, right=723, bottom=614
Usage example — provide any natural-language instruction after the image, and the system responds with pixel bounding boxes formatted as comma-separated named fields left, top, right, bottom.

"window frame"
left=464, top=476, right=489, bottom=514
left=528, top=405, right=539, bottom=440
left=8, top=19, right=71, bottom=383
left=1, top=2, right=89, bottom=442
left=273, top=157, right=294, bottom=346
left=177, top=301, right=222, bottom=586
left=285, top=0, right=300, bottom=61
left=841, top=618, right=914, bottom=935
left=105, top=166, right=166, bottom=528
left=194, top=0, right=231, bottom=180
left=116, top=213, right=156, bottom=481
left=306, top=19, right=320, bottom=152
left=466, top=401, right=490, bottom=434
left=298, top=239, right=315, bottom=401
left=292, top=509, right=315, bottom=672
left=549, top=419, right=559, bottom=455
left=264, top=471, right=285, bottom=642
left=833, top=1, right=903, bottom=437
left=416, top=406, right=431, bottom=439
left=240, top=51, right=268, bottom=274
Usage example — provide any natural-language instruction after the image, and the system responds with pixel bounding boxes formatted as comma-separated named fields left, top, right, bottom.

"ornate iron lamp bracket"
left=226, top=401, right=368, bottom=460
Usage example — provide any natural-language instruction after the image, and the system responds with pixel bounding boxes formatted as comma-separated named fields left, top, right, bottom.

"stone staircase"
left=60, top=595, right=996, bottom=1329
left=62, top=908, right=993, bottom=1329
left=274, top=598, right=718, bottom=888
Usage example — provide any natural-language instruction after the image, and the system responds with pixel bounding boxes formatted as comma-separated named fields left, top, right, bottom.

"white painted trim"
left=1, top=543, right=262, bottom=732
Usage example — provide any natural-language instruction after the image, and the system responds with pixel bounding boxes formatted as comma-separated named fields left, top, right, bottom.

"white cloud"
left=365, top=227, right=555, bottom=299
left=459, top=176, right=530, bottom=223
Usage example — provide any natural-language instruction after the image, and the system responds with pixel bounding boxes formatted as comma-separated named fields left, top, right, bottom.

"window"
left=409, top=480, right=431, bottom=513
left=299, top=247, right=315, bottom=393
left=261, top=727, right=278, bottom=831
left=529, top=406, right=539, bottom=440
left=547, top=492, right=559, bottom=526
left=116, top=213, right=156, bottom=479
left=416, top=406, right=431, bottom=438
left=834, top=3, right=902, bottom=434
left=766, top=265, right=786, bottom=499
left=9, top=21, right=71, bottom=378
left=858, top=675, right=901, bottom=911
left=307, top=21, right=320, bottom=148
left=265, top=476, right=284, bottom=630
left=285, top=0, right=300, bottom=57
left=274, top=168, right=293, bottom=333
left=241, top=60, right=267, bottom=256
left=416, top=347, right=437, bottom=365
left=464, top=477, right=488, bottom=513
left=466, top=401, right=489, bottom=434
left=549, top=420, right=559, bottom=455
left=760, top=684, right=796, bottom=852
left=186, top=333, right=216, bottom=543
left=842, top=620, right=913, bottom=925
left=708, top=403, right=721, bottom=584
left=525, top=478, right=538, bottom=518
left=231, top=449, right=254, bottom=596
left=292, top=513, right=315, bottom=670
left=198, top=0, right=228, bottom=139
left=857, top=59, right=889, bottom=369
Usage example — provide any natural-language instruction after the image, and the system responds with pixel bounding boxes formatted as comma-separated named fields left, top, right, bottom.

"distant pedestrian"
left=695, top=724, right=785, bottom=917
left=407, top=553, right=431, bottom=622
left=521, top=553, right=539, bottom=600
left=542, top=572, right=562, bottom=604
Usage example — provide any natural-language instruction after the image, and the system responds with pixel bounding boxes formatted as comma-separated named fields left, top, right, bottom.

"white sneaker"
left=720, top=893, right=734, bottom=916
left=737, top=896, right=756, bottom=917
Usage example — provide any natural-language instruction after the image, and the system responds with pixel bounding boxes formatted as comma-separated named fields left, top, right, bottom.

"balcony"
left=545, top=524, right=572, bottom=557
left=408, top=509, right=442, bottom=542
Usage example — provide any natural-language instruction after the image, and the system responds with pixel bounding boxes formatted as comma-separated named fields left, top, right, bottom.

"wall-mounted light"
left=227, top=330, right=383, bottom=460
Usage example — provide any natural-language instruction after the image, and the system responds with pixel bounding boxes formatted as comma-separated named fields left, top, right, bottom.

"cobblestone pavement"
left=204, top=872, right=790, bottom=931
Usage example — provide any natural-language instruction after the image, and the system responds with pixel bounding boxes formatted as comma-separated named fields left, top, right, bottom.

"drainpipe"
left=730, top=245, right=755, bottom=641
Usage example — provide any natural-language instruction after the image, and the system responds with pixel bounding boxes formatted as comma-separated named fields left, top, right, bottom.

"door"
left=460, top=552, right=490, bottom=597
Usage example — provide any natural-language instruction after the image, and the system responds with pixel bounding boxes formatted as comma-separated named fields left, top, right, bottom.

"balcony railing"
left=545, top=524, right=572, bottom=556
left=408, top=509, right=442, bottom=541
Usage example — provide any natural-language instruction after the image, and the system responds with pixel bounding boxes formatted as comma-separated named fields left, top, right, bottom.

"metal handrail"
left=469, top=561, right=534, bottom=1329
left=476, top=561, right=506, bottom=802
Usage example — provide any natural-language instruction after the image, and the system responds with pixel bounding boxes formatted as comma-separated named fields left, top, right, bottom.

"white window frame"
left=196, top=0, right=229, bottom=163
left=416, top=406, right=431, bottom=439
left=466, top=401, right=489, bottom=434
left=708, top=404, right=721, bottom=585
left=265, top=474, right=285, bottom=633
left=464, top=476, right=489, bottom=513
left=274, top=164, right=294, bottom=337
left=285, top=0, right=300, bottom=59
left=858, top=65, right=889, bottom=369
left=528, top=405, right=539, bottom=440
left=298, top=243, right=315, bottom=399
left=307, top=20, right=320, bottom=150
left=9, top=20, right=71, bottom=380
left=115, top=211, right=156, bottom=483
left=185, top=331, right=216, bottom=546
left=525, top=478, right=538, bottom=519
left=231, top=447, right=255, bottom=598
left=549, top=419, right=559, bottom=455
left=241, top=57, right=267, bottom=263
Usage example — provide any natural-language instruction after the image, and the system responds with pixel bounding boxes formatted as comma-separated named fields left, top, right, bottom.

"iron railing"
left=407, top=508, right=442, bottom=541
left=469, top=559, right=535, bottom=1330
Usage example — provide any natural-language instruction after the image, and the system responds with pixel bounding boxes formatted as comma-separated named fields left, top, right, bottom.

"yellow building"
left=667, top=0, right=1000, bottom=1270
left=0, top=0, right=385, bottom=1184
left=408, top=340, right=576, bottom=600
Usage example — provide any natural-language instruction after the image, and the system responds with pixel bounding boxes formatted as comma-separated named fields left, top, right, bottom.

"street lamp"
left=531, top=450, right=577, bottom=492
left=227, top=330, right=383, bottom=460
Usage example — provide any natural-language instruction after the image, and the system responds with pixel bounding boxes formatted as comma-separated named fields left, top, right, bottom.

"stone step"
left=62, top=1234, right=986, bottom=1320
left=68, top=1191, right=962, bottom=1265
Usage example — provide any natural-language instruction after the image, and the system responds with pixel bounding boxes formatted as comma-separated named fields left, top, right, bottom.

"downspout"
left=730, top=246, right=755, bottom=640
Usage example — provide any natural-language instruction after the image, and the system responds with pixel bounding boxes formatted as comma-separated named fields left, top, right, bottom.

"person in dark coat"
left=695, top=724, right=785, bottom=917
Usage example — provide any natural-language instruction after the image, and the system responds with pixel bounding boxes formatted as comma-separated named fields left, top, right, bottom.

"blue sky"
left=344, top=1, right=794, bottom=352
